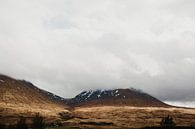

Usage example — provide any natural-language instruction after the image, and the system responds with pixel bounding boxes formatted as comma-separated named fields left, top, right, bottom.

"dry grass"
left=67, top=106, right=195, bottom=129
left=0, top=75, right=70, bottom=125
left=0, top=102, right=69, bottom=125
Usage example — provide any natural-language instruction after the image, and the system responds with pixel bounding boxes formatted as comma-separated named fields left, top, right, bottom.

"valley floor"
left=47, top=126, right=195, bottom=129
left=1, top=106, right=195, bottom=129
left=64, top=106, right=195, bottom=129
left=47, top=127, right=81, bottom=129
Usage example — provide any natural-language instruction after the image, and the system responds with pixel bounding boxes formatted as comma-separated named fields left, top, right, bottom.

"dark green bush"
left=0, top=124, right=6, bottom=129
left=7, top=124, right=16, bottom=129
left=160, top=115, right=176, bottom=128
left=32, top=113, right=45, bottom=129
left=16, top=117, right=28, bottom=129
left=7, top=125, right=16, bottom=129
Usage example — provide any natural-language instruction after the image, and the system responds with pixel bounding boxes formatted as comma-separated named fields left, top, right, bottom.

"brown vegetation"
left=0, top=75, right=195, bottom=129
left=0, top=75, right=69, bottom=125
left=67, top=106, right=195, bottom=128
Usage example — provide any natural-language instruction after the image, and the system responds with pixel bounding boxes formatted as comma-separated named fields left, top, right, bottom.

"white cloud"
left=164, top=101, right=195, bottom=108
left=184, top=58, right=195, bottom=64
left=128, top=53, right=164, bottom=76
left=0, top=0, right=195, bottom=106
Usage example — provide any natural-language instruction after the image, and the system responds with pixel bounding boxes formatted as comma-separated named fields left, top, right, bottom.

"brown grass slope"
left=0, top=74, right=69, bottom=124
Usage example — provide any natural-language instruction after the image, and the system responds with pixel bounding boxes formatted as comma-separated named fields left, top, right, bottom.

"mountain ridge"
left=68, top=88, right=170, bottom=107
left=0, top=74, right=170, bottom=108
left=0, top=74, right=67, bottom=105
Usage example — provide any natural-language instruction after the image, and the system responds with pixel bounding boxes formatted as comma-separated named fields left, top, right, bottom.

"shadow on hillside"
left=1, top=114, right=195, bottom=129
left=142, top=127, right=195, bottom=129
left=0, top=113, right=45, bottom=129
left=142, top=115, right=195, bottom=129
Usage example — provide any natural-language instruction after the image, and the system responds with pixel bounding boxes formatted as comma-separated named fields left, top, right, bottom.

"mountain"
left=0, top=74, right=169, bottom=110
left=20, top=80, right=68, bottom=104
left=0, top=74, right=69, bottom=124
left=1, top=74, right=195, bottom=128
left=68, top=88, right=170, bottom=107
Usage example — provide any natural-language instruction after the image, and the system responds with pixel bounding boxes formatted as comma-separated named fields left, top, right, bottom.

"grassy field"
left=47, top=127, right=81, bottom=129
left=46, top=126, right=195, bottom=129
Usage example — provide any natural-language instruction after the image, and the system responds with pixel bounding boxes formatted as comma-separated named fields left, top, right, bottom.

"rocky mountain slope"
left=68, top=88, right=170, bottom=107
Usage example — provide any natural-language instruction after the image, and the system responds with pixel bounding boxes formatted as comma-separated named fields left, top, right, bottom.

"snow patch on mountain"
left=68, top=88, right=169, bottom=107
left=115, top=93, right=120, bottom=97
left=0, top=79, right=5, bottom=83
left=72, top=88, right=140, bottom=103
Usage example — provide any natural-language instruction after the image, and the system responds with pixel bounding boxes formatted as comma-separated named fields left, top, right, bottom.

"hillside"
left=0, top=74, right=69, bottom=124
left=0, top=74, right=195, bottom=128
left=68, top=89, right=170, bottom=107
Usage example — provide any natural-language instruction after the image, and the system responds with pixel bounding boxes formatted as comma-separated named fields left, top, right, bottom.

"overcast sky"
left=0, top=0, right=195, bottom=107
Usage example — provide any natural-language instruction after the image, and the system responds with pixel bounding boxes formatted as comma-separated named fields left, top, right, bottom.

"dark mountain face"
left=68, top=88, right=170, bottom=107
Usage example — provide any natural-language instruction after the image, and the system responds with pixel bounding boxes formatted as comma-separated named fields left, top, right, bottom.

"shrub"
left=7, top=124, right=16, bottom=129
left=16, top=117, right=29, bottom=129
left=58, top=112, right=74, bottom=120
left=0, top=124, right=6, bottom=129
left=160, top=115, right=176, bottom=128
left=32, top=113, right=45, bottom=129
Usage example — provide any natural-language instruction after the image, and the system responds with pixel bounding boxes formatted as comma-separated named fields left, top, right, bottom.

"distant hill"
left=68, top=88, right=170, bottom=107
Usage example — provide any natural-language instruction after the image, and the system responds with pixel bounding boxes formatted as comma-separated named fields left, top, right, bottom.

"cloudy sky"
left=0, top=0, right=195, bottom=107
